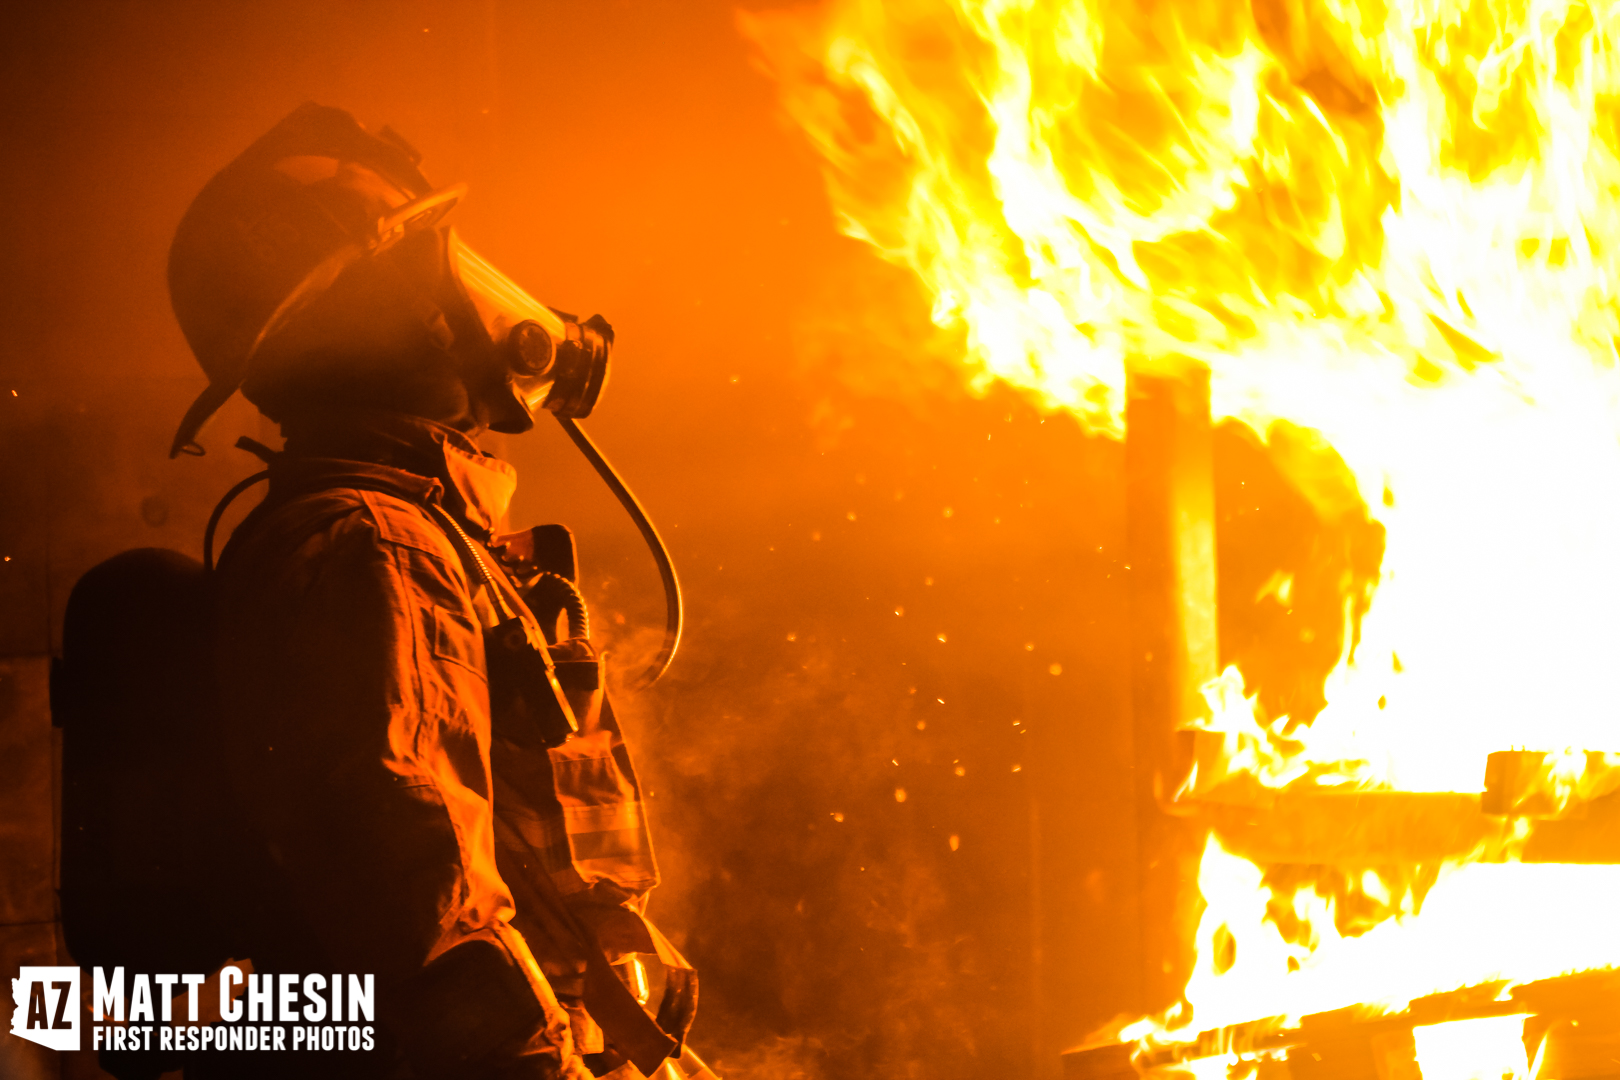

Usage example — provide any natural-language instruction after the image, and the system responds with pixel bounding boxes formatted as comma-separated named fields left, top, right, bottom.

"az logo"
left=10, top=966, right=80, bottom=1051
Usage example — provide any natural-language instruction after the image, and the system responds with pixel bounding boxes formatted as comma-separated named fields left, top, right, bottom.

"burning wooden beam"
left=1063, top=968, right=1620, bottom=1080
left=1187, top=768, right=1620, bottom=866
left=1204, top=791, right=1489, bottom=865
left=1126, top=357, right=1219, bottom=1014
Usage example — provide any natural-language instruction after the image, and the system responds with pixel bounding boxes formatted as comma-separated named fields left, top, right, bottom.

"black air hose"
left=555, top=415, right=682, bottom=689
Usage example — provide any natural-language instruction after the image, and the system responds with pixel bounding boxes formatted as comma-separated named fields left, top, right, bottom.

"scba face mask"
left=446, top=233, right=612, bottom=432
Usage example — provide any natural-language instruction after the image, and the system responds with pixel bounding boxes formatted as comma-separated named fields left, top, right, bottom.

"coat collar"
left=277, top=411, right=517, bottom=539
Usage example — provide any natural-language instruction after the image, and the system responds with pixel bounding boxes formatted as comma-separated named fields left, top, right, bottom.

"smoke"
left=565, top=244, right=1389, bottom=1076
left=546, top=274, right=1138, bottom=1076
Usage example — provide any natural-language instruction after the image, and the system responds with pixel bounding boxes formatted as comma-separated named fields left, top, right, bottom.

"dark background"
left=0, top=3, right=1148, bottom=1077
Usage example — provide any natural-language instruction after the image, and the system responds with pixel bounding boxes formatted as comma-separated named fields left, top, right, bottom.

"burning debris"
left=1071, top=967, right=1620, bottom=1080
left=747, top=0, right=1620, bottom=1073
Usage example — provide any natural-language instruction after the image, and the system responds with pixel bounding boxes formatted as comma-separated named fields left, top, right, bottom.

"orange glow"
left=746, top=0, right=1620, bottom=1045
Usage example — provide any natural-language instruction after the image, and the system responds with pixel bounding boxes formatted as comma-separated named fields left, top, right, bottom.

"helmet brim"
left=167, top=181, right=466, bottom=458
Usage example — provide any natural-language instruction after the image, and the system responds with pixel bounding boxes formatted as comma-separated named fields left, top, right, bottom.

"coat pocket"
left=547, top=731, right=659, bottom=896
left=427, top=604, right=486, bottom=679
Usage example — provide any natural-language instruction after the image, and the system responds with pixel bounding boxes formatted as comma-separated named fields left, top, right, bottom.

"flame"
left=1415, top=1015, right=1531, bottom=1080
left=1130, top=835, right=1620, bottom=1036
left=744, top=0, right=1620, bottom=1044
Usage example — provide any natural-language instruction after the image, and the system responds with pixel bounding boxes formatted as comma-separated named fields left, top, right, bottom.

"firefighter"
left=165, top=103, right=692, bottom=1080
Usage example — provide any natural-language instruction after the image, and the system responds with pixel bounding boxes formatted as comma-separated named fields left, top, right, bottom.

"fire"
left=746, top=0, right=1620, bottom=1049
left=1414, top=1015, right=1531, bottom=1080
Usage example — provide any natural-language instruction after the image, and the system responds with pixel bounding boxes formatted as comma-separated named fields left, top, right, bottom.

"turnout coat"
left=211, top=412, right=687, bottom=1080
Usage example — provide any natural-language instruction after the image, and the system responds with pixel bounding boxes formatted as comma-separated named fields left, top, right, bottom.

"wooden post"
left=1125, top=357, right=1217, bottom=1016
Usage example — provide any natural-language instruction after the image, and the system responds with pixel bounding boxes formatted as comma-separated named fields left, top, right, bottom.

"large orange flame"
left=745, top=0, right=1620, bottom=1052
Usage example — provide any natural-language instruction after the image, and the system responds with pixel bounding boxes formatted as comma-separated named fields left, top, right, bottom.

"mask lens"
left=446, top=231, right=610, bottom=419
left=447, top=233, right=570, bottom=410
left=508, top=320, right=554, bottom=377
left=448, top=233, right=567, bottom=341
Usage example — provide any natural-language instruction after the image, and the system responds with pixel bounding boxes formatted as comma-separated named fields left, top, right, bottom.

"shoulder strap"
left=424, top=503, right=581, bottom=741
left=424, top=503, right=523, bottom=623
